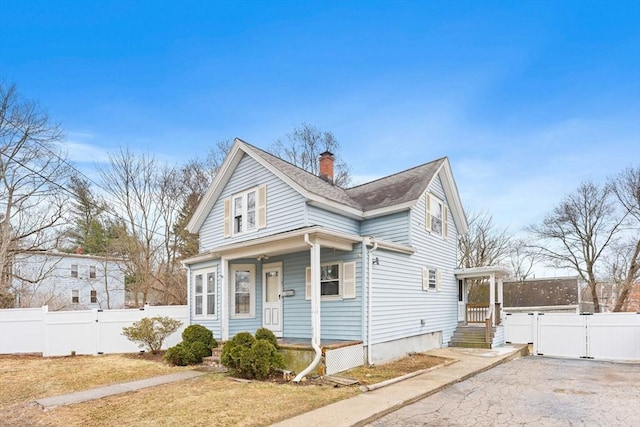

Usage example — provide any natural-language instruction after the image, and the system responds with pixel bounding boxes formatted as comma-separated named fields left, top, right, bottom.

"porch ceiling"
left=182, top=226, right=363, bottom=264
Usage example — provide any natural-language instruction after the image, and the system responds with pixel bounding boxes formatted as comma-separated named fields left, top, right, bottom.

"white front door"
left=263, top=263, right=283, bottom=337
left=458, top=279, right=466, bottom=322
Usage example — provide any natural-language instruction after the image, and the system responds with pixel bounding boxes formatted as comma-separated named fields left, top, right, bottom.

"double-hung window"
left=71, top=290, right=79, bottom=304
left=422, top=267, right=442, bottom=291
left=320, top=264, right=340, bottom=296
left=224, top=185, right=266, bottom=238
left=306, top=262, right=356, bottom=300
left=89, top=266, right=96, bottom=279
left=90, top=290, right=97, bottom=303
left=71, top=264, right=78, bottom=278
left=193, top=268, right=217, bottom=317
left=231, top=265, right=255, bottom=318
left=425, top=193, right=448, bottom=238
left=233, top=189, right=256, bottom=235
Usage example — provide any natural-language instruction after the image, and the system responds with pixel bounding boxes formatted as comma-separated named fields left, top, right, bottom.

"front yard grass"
left=0, top=352, right=450, bottom=426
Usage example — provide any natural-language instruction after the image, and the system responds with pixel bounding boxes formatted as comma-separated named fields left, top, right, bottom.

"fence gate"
left=505, top=312, right=640, bottom=361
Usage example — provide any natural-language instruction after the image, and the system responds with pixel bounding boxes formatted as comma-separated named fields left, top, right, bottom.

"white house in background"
left=11, top=250, right=126, bottom=311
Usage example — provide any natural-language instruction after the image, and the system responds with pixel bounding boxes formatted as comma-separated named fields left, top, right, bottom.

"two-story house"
left=12, top=249, right=126, bottom=311
left=184, top=138, right=469, bottom=375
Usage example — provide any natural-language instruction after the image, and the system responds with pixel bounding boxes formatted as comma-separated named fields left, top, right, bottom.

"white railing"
left=0, top=305, right=188, bottom=357
left=504, top=312, right=640, bottom=361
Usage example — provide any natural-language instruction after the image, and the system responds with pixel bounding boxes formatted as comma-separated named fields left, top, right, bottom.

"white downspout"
left=367, top=239, right=378, bottom=366
left=294, top=234, right=322, bottom=383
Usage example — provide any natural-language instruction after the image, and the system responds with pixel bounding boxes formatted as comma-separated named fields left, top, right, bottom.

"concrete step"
left=449, top=341, right=493, bottom=349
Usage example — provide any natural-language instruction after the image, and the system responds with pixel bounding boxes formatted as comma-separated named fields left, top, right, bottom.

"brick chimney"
left=319, top=151, right=335, bottom=184
left=75, top=246, right=84, bottom=255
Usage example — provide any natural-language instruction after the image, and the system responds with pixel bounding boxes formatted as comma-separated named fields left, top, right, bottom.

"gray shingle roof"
left=244, top=141, right=445, bottom=212
left=346, top=159, right=445, bottom=211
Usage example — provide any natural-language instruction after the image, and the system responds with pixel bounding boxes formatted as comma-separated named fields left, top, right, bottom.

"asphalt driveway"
left=369, top=356, right=640, bottom=427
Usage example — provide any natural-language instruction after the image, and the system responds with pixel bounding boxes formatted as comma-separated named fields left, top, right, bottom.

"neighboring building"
left=11, top=249, right=126, bottom=311
left=184, top=138, right=469, bottom=372
left=581, top=281, right=640, bottom=313
left=500, top=276, right=589, bottom=314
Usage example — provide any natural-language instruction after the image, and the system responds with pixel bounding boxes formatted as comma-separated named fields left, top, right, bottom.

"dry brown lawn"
left=0, top=352, right=450, bottom=426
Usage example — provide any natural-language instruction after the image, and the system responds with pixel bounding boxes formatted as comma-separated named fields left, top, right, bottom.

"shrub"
left=189, top=341, right=211, bottom=360
left=182, top=324, right=217, bottom=354
left=221, top=331, right=284, bottom=380
left=255, top=327, right=279, bottom=349
left=122, top=316, right=182, bottom=354
left=164, top=343, right=197, bottom=366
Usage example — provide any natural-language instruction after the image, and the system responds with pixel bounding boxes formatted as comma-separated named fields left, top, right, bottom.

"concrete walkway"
left=273, top=344, right=529, bottom=427
left=35, top=371, right=206, bottom=409
left=34, top=344, right=527, bottom=425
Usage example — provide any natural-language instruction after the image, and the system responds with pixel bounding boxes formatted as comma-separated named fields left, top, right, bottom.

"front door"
left=458, top=279, right=466, bottom=322
left=263, top=263, right=283, bottom=337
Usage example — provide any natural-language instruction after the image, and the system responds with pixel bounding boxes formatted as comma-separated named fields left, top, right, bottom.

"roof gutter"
left=293, top=234, right=323, bottom=383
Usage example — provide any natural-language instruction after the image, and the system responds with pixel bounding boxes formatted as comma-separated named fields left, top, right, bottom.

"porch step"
left=449, top=325, right=495, bottom=349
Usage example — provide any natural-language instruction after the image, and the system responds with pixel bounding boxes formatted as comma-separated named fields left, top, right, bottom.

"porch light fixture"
left=256, top=255, right=269, bottom=262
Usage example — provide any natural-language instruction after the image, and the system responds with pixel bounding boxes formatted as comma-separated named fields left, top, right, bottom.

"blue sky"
left=1, top=0, right=639, bottom=236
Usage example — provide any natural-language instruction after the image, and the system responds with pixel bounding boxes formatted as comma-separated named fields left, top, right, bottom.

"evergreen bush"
left=220, top=331, right=284, bottom=380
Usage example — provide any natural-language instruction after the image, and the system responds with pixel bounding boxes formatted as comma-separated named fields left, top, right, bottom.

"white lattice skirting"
left=325, top=344, right=364, bottom=375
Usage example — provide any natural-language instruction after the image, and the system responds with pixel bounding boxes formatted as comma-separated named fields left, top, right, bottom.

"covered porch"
left=452, top=266, right=510, bottom=348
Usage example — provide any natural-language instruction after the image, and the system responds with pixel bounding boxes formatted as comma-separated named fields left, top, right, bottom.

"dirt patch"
left=344, top=353, right=450, bottom=385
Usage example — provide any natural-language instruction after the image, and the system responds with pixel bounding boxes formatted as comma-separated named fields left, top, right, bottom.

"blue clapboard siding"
left=199, top=154, right=307, bottom=252
left=280, top=248, right=363, bottom=341
left=361, top=211, right=410, bottom=245
left=370, top=175, right=459, bottom=346
left=306, top=205, right=361, bottom=235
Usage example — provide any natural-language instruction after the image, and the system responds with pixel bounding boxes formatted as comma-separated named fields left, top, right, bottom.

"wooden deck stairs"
left=449, top=325, right=495, bottom=349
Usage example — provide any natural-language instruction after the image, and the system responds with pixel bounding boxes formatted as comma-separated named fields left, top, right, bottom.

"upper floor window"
left=89, top=266, right=96, bottom=279
left=224, top=185, right=267, bottom=238
left=71, top=264, right=78, bottom=278
left=233, top=188, right=257, bottom=234
left=425, top=193, right=448, bottom=239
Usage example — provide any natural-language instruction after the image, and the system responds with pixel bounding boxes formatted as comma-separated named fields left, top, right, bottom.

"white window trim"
left=305, top=261, right=356, bottom=301
left=422, top=267, right=442, bottom=292
left=230, top=264, right=256, bottom=319
left=425, top=193, right=448, bottom=239
left=193, top=266, right=218, bottom=319
left=224, top=185, right=267, bottom=238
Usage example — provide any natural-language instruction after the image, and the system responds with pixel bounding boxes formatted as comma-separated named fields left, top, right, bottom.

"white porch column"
left=221, top=257, right=229, bottom=341
left=310, top=239, right=321, bottom=346
left=489, top=273, right=496, bottom=327
left=497, top=276, right=504, bottom=324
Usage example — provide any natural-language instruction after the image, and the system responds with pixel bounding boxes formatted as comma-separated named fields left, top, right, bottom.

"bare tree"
left=527, top=181, right=625, bottom=312
left=458, top=209, right=511, bottom=299
left=271, top=123, right=351, bottom=187
left=608, top=166, right=640, bottom=311
left=98, top=148, right=165, bottom=306
left=458, top=209, right=511, bottom=269
left=0, top=83, right=69, bottom=307
left=507, top=238, right=542, bottom=283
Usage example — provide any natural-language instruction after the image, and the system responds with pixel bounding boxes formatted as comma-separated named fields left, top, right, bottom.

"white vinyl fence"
left=0, top=305, right=188, bottom=357
left=504, top=312, right=640, bottom=361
